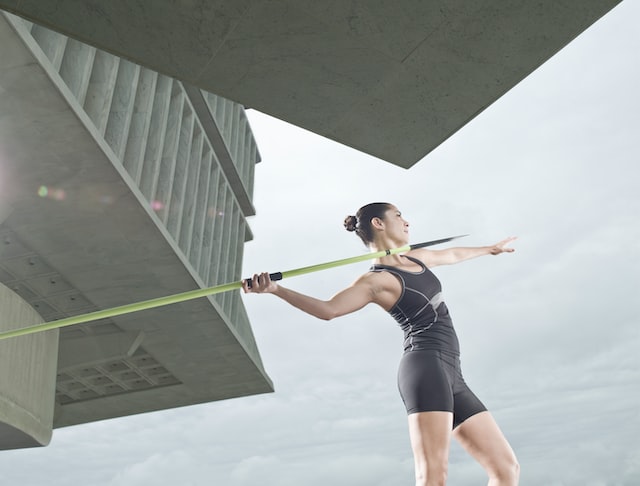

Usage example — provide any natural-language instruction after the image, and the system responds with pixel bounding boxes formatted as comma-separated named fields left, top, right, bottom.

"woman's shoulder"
left=354, top=265, right=405, bottom=308
left=352, top=267, right=390, bottom=288
left=405, top=248, right=435, bottom=267
left=355, top=266, right=403, bottom=293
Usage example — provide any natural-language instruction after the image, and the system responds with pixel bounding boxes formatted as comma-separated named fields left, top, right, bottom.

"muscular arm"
left=242, top=272, right=376, bottom=321
left=412, top=236, right=517, bottom=268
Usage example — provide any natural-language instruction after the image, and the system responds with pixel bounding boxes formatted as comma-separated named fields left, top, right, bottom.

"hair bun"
left=344, top=215, right=358, bottom=232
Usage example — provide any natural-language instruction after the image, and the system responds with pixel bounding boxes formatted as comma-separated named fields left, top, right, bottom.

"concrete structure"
left=0, top=12, right=272, bottom=449
left=0, top=0, right=622, bottom=168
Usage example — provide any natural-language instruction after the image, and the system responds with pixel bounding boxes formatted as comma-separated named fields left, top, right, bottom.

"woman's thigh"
left=408, top=411, right=454, bottom=477
left=452, top=411, right=518, bottom=477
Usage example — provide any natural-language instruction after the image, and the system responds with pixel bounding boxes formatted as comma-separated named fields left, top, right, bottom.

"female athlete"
left=243, top=202, right=519, bottom=486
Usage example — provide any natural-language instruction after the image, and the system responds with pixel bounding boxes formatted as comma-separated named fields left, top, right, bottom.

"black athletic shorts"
left=397, top=349, right=487, bottom=428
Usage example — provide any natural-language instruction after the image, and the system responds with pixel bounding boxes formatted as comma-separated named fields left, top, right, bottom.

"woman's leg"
left=452, top=411, right=519, bottom=485
left=407, top=411, right=453, bottom=486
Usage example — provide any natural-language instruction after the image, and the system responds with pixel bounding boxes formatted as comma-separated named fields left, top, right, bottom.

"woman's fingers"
left=491, top=236, right=517, bottom=254
left=242, top=272, right=274, bottom=293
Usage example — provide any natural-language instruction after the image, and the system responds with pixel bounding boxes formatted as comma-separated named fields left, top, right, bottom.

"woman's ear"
left=371, top=217, right=384, bottom=230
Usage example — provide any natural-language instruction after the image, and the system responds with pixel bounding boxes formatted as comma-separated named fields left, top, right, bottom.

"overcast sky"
left=2, top=2, right=639, bottom=485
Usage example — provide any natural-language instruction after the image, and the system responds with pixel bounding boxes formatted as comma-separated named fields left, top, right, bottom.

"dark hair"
left=344, top=202, right=393, bottom=246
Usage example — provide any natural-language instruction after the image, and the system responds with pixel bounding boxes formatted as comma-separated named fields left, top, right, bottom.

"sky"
left=1, top=2, right=639, bottom=485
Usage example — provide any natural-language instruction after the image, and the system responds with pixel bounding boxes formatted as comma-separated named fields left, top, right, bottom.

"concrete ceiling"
left=0, top=0, right=622, bottom=168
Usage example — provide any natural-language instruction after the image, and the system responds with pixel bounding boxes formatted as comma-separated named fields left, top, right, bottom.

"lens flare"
left=151, top=200, right=164, bottom=211
left=37, top=185, right=66, bottom=201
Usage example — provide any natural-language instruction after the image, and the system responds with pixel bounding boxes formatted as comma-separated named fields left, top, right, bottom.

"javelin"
left=0, top=235, right=466, bottom=340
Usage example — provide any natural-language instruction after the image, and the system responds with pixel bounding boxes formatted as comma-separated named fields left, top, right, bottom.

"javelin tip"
left=409, top=234, right=469, bottom=250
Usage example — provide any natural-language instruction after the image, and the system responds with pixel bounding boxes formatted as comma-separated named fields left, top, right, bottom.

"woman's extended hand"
left=489, top=236, right=517, bottom=255
left=241, top=272, right=279, bottom=294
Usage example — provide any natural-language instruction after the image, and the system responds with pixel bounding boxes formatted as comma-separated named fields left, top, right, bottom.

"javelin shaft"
left=255, top=234, right=467, bottom=283
left=0, top=281, right=242, bottom=340
left=274, top=244, right=409, bottom=281
left=0, top=235, right=466, bottom=340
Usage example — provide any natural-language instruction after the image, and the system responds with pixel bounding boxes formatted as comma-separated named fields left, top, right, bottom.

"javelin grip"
left=245, top=272, right=283, bottom=288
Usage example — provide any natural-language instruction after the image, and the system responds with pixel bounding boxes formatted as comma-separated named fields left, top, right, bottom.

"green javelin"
left=0, top=235, right=466, bottom=341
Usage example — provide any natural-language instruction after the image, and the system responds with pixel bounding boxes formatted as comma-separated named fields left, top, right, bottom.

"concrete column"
left=0, top=284, right=59, bottom=449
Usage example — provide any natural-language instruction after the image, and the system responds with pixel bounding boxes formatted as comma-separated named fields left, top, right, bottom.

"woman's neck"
left=370, top=239, right=409, bottom=266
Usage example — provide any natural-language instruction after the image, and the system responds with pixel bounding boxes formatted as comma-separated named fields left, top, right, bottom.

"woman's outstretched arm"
left=412, top=236, right=517, bottom=268
left=242, top=272, right=376, bottom=321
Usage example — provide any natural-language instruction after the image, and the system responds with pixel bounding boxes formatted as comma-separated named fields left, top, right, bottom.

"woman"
left=243, top=202, right=519, bottom=486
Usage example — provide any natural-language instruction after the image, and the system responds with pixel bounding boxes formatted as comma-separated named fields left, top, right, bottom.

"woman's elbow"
left=316, top=307, right=341, bottom=321
left=317, top=311, right=337, bottom=321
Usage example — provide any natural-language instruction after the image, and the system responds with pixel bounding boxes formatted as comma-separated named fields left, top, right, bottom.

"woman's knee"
left=416, top=467, right=447, bottom=486
left=414, top=458, right=448, bottom=486
left=490, top=455, right=520, bottom=484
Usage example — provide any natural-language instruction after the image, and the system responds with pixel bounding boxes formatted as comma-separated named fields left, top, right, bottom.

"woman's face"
left=382, top=206, right=410, bottom=243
